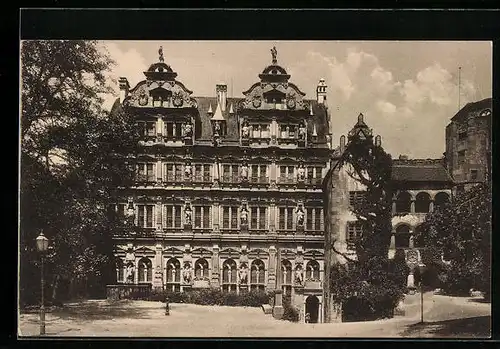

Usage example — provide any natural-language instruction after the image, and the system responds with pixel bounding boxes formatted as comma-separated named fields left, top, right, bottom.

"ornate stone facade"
left=110, top=48, right=332, bottom=323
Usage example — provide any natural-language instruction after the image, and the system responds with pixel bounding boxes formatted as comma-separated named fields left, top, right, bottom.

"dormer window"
left=165, top=122, right=183, bottom=139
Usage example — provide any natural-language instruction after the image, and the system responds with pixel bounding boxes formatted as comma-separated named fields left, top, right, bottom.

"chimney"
left=316, top=78, right=327, bottom=105
left=216, top=82, right=227, bottom=112
left=119, top=77, right=130, bottom=104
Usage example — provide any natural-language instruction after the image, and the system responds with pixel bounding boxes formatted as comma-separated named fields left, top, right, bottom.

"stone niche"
left=106, top=283, right=152, bottom=301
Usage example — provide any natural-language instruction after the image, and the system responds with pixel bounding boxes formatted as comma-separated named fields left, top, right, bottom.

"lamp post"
left=417, top=262, right=426, bottom=324
left=36, top=232, right=49, bottom=336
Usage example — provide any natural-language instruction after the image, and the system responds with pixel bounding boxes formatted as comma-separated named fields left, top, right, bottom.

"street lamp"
left=36, top=232, right=49, bottom=336
left=417, top=262, right=426, bottom=324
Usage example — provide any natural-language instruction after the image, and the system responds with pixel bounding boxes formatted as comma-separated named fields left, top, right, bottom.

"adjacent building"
left=110, top=48, right=332, bottom=323
left=445, top=98, right=492, bottom=192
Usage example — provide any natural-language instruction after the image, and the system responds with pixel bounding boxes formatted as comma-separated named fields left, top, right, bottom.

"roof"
left=194, top=97, right=242, bottom=141
left=451, top=97, right=492, bottom=122
left=391, top=160, right=453, bottom=183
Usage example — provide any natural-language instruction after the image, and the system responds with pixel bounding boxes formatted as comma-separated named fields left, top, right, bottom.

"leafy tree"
left=416, top=181, right=491, bottom=299
left=329, top=117, right=407, bottom=320
left=20, top=40, right=138, bottom=305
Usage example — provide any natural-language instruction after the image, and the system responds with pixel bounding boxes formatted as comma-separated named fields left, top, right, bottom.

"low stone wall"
left=106, top=283, right=152, bottom=301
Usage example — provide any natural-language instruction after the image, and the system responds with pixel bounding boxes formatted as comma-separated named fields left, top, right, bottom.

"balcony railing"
left=221, top=176, right=241, bottom=184
left=249, top=176, right=269, bottom=184
left=278, top=176, right=295, bottom=184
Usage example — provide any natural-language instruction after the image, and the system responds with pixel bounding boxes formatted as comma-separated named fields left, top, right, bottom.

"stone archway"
left=305, top=295, right=320, bottom=323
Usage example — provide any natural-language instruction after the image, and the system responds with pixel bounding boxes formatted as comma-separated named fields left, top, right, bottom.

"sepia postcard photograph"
left=18, top=38, right=492, bottom=339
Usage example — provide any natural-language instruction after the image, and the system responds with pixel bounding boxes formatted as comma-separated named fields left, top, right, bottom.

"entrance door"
left=305, top=295, right=319, bottom=323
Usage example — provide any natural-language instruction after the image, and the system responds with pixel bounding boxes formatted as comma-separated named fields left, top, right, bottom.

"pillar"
left=270, top=161, right=277, bottom=186
left=268, top=245, right=277, bottom=290
left=392, top=201, right=396, bottom=215
left=153, top=244, right=163, bottom=290
left=156, top=159, right=162, bottom=182
left=156, top=200, right=162, bottom=231
left=410, top=200, right=415, bottom=214
left=211, top=244, right=220, bottom=288
left=156, top=116, right=163, bottom=137
left=212, top=202, right=220, bottom=232
left=409, top=230, right=414, bottom=249
left=429, top=201, right=434, bottom=213
left=390, top=232, right=396, bottom=249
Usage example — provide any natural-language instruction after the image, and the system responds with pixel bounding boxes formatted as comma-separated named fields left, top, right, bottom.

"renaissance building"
left=109, top=47, right=332, bottom=323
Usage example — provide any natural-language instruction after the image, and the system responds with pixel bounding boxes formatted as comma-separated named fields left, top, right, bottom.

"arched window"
left=414, top=225, right=425, bottom=248
left=194, top=258, right=209, bottom=279
left=305, top=260, right=320, bottom=281
left=138, top=257, right=152, bottom=283
left=396, top=191, right=412, bottom=213
left=434, top=192, right=450, bottom=209
left=395, top=224, right=411, bottom=248
left=222, top=259, right=237, bottom=292
left=116, top=258, right=124, bottom=283
left=166, top=258, right=181, bottom=292
left=250, top=259, right=266, bottom=292
left=415, top=192, right=431, bottom=213
left=281, top=259, right=292, bottom=297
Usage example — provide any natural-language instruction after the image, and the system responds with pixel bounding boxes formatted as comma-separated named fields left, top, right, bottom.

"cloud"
left=98, top=42, right=148, bottom=111
left=401, top=63, right=476, bottom=107
left=376, top=100, right=397, bottom=114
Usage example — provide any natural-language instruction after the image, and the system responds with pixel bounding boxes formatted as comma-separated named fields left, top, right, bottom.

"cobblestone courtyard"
left=18, top=293, right=491, bottom=338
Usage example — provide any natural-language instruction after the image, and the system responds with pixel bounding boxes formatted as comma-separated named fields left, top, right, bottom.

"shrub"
left=149, top=288, right=275, bottom=307
left=282, top=299, right=299, bottom=322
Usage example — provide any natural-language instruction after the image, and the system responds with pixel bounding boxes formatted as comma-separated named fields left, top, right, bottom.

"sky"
left=99, top=41, right=492, bottom=159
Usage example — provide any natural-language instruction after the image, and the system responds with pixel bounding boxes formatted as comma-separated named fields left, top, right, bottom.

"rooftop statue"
left=158, top=46, right=164, bottom=63
left=271, top=46, right=277, bottom=64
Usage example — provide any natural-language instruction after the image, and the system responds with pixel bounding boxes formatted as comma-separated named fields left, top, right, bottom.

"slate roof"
left=451, top=97, right=492, bottom=122
left=391, top=159, right=453, bottom=183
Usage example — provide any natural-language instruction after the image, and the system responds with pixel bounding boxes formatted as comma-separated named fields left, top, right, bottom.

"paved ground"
left=18, top=292, right=491, bottom=338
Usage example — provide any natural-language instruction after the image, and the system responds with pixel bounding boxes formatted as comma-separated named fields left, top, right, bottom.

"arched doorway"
left=305, top=295, right=319, bottom=323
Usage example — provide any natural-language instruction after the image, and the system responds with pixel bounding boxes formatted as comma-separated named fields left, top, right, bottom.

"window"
left=457, top=150, right=466, bottom=164
left=349, top=191, right=366, bottom=208
left=458, top=130, right=467, bottom=141
left=195, top=258, right=209, bottom=279
left=164, top=122, right=183, bottom=138
left=279, top=124, right=297, bottom=139
left=137, top=205, right=154, bottom=228
left=434, top=192, right=450, bottom=208
left=165, top=163, right=184, bottom=182
left=222, top=206, right=239, bottom=229
left=250, top=124, right=270, bottom=138
left=222, top=164, right=240, bottom=183
left=165, top=205, right=182, bottom=228
left=193, top=205, right=211, bottom=229
left=166, top=258, right=181, bottom=292
left=279, top=166, right=295, bottom=183
left=116, top=259, right=124, bottom=283
left=306, top=208, right=322, bottom=231
left=306, top=260, right=320, bottom=280
left=194, top=164, right=211, bottom=182
left=395, top=191, right=412, bottom=213
left=137, top=121, right=156, bottom=137
left=470, top=169, right=478, bottom=181
left=395, top=224, right=411, bottom=248
left=250, top=259, right=266, bottom=292
left=347, top=221, right=363, bottom=246
left=278, top=207, right=294, bottom=230
left=249, top=206, right=267, bottom=230
left=415, top=192, right=431, bottom=213
left=137, top=163, right=155, bottom=182
left=138, top=258, right=152, bottom=283
left=222, top=259, right=237, bottom=292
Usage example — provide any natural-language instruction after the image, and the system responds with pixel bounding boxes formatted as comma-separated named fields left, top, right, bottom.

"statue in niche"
left=298, top=123, right=306, bottom=140
left=242, top=122, right=250, bottom=139
left=297, top=164, right=305, bottom=181
left=240, top=206, right=248, bottom=225
left=296, top=207, right=305, bottom=226
left=182, top=262, right=193, bottom=283
left=238, top=263, right=248, bottom=284
left=240, top=163, right=248, bottom=180
left=214, top=121, right=221, bottom=136
left=184, top=162, right=192, bottom=177
left=125, top=262, right=135, bottom=283
left=183, top=123, right=193, bottom=138
left=185, top=205, right=192, bottom=225
left=295, top=266, right=303, bottom=285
